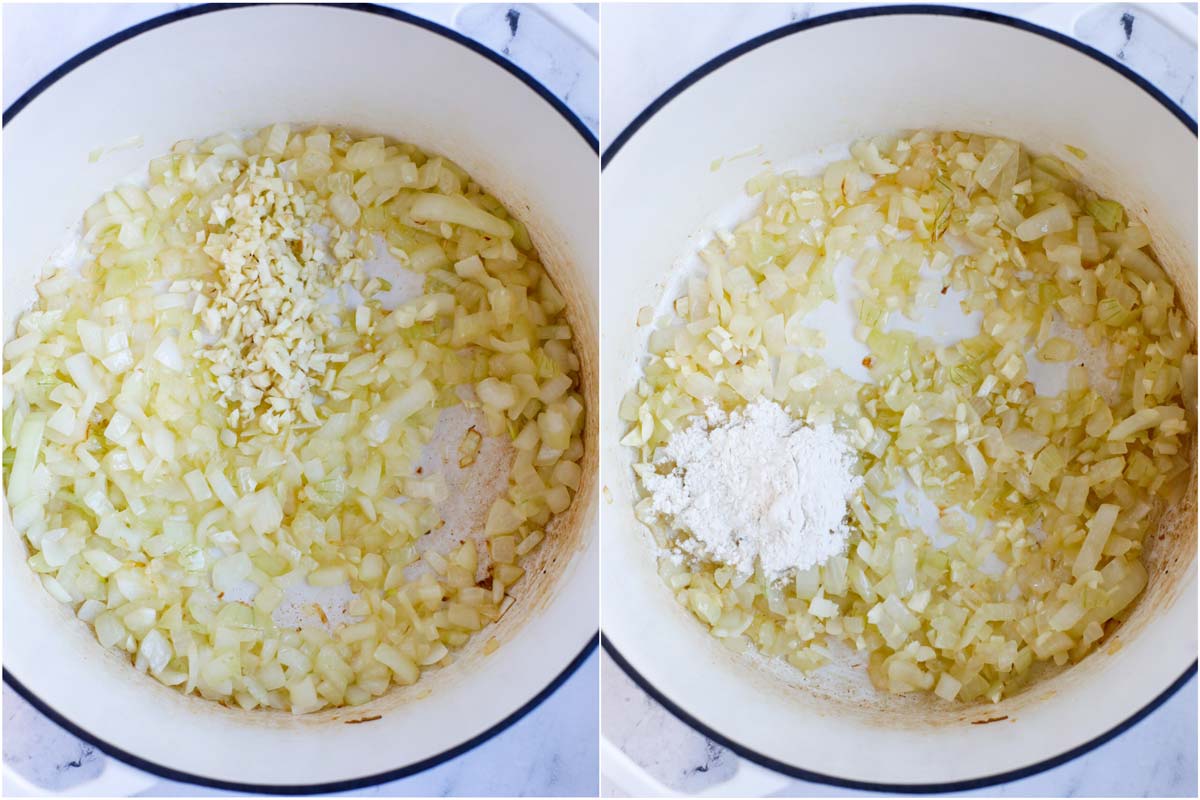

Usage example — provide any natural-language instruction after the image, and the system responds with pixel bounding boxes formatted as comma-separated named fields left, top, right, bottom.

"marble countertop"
left=600, top=2, right=1197, bottom=798
left=1, top=3, right=597, bottom=797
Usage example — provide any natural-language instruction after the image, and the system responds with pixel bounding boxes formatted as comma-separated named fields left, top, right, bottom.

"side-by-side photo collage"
left=2, top=2, right=1196, bottom=799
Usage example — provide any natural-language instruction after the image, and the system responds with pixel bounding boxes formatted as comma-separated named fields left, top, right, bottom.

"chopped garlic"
left=196, top=158, right=366, bottom=429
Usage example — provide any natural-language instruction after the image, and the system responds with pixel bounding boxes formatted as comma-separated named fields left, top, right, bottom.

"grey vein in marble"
left=3, top=691, right=103, bottom=792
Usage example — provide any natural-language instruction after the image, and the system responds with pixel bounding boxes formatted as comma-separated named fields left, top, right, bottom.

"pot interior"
left=4, top=4, right=598, bottom=788
left=601, top=10, right=1195, bottom=785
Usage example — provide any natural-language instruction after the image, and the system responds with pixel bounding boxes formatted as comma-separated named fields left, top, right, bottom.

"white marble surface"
left=2, top=3, right=598, bottom=797
left=600, top=3, right=1198, bottom=798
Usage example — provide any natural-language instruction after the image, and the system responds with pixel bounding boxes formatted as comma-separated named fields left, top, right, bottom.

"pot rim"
left=601, top=3, right=1197, bottom=793
left=3, top=2, right=599, bottom=794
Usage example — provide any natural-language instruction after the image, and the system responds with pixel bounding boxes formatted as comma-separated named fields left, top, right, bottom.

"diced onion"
left=3, top=124, right=585, bottom=714
left=626, top=130, right=1192, bottom=703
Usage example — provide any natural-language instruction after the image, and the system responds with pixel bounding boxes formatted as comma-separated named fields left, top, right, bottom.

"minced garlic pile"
left=197, top=159, right=363, bottom=433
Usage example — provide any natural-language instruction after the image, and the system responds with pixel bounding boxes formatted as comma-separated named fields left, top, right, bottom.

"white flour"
left=644, top=399, right=861, bottom=582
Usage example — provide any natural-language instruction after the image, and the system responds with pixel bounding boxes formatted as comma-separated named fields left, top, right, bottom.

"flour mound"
left=644, top=399, right=862, bottom=581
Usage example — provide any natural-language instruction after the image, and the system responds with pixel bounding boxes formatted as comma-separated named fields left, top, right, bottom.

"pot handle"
left=533, top=4, right=599, bottom=58
left=3, top=757, right=158, bottom=797
left=412, top=4, right=598, bottom=59
left=1024, top=3, right=1196, bottom=47
left=602, top=736, right=792, bottom=797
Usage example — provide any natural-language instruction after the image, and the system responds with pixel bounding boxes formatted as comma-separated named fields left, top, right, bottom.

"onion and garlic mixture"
left=622, top=130, right=1194, bottom=703
left=3, top=125, right=585, bottom=713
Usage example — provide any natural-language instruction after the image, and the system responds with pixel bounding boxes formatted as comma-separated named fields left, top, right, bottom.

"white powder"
left=644, top=399, right=862, bottom=582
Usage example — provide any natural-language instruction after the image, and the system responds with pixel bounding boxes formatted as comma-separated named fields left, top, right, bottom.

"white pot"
left=601, top=7, right=1196, bottom=791
left=3, top=5, right=598, bottom=792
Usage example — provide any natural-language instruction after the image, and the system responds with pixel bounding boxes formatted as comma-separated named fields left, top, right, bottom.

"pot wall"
left=601, top=10, right=1196, bottom=786
left=3, top=5, right=598, bottom=788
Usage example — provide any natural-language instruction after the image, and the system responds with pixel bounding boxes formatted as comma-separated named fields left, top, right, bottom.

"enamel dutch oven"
left=601, top=5, right=1196, bottom=792
left=4, top=4, right=598, bottom=793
